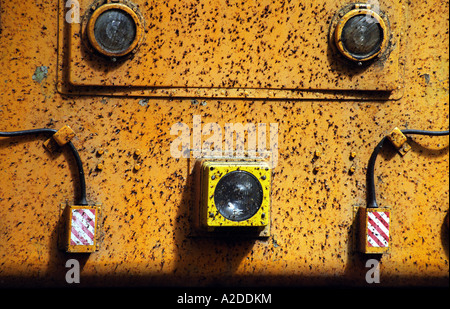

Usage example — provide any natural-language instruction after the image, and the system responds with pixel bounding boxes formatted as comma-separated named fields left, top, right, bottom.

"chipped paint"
left=32, top=66, right=48, bottom=83
left=138, top=99, right=149, bottom=107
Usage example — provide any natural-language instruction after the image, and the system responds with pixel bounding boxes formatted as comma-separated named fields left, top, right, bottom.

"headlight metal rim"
left=333, top=7, right=389, bottom=62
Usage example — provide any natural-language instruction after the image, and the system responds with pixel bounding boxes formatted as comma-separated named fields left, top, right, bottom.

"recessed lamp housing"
left=199, top=160, right=271, bottom=233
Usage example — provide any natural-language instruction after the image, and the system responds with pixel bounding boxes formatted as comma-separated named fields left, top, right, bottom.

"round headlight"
left=341, top=15, right=383, bottom=57
left=214, top=170, right=263, bottom=222
left=93, top=9, right=136, bottom=54
left=87, top=3, right=144, bottom=58
left=334, top=8, right=388, bottom=62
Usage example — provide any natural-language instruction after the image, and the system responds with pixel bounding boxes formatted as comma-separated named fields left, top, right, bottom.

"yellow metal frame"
left=199, top=161, right=271, bottom=230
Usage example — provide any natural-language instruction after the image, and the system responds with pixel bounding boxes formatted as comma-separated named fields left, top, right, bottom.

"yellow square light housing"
left=198, top=160, right=271, bottom=234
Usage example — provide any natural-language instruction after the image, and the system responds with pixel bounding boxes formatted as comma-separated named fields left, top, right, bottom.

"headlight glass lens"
left=93, top=9, right=137, bottom=55
left=341, top=14, right=383, bottom=59
left=214, top=171, right=263, bottom=222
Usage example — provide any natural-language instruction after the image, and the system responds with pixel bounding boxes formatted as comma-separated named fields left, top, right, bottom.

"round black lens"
left=214, top=171, right=263, bottom=222
left=94, top=9, right=137, bottom=54
left=341, top=14, right=383, bottom=58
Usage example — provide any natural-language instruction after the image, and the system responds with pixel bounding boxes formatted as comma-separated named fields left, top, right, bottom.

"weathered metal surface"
left=0, top=0, right=448, bottom=287
left=59, top=0, right=404, bottom=99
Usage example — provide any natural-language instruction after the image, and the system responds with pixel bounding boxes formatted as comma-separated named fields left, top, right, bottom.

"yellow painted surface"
left=0, top=0, right=448, bottom=287
left=333, top=4, right=389, bottom=62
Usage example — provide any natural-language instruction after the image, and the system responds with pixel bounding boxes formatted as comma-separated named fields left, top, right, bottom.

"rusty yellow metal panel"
left=59, top=0, right=404, bottom=99
left=51, top=125, right=76, bottom=146
left=0, top=0, right=448, bottom=288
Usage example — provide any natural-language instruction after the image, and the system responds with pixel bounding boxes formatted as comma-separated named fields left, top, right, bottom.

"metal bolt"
left=261, top=175, right=266, bottom=180
left=313, top=166, right=320, bottom=174
left=97, top=149, right=104, bottom=155
left=314, top=150, right=321, bottom=158
left=96, top=163, right=103, bottom=171
left=349, top=166, right=356, bottom=174
left=134, top=149, right=141, bottom=156
left=134, top=164, right=141, bottom=171
left=211, top=175, right=216, bottom=180
left=350, top=152, right=356, bottom=159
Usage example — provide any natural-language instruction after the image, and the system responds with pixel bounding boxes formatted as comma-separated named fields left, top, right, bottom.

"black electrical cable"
left=400, top=129, right=450, bottom=136
left=366, top=129, right=449, bottom=208
left=366, top=136, right=387, bottom=209
left=0, top=128, right=57, bottom=137
left=67, top=141, right=88, bottom=206
left=0, top=128, right=88, bottom=205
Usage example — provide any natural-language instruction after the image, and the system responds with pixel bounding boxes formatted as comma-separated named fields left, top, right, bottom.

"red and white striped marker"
left=367, top=211, right=390, bottom=248
left=70, top=208, right=96, bottom=246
